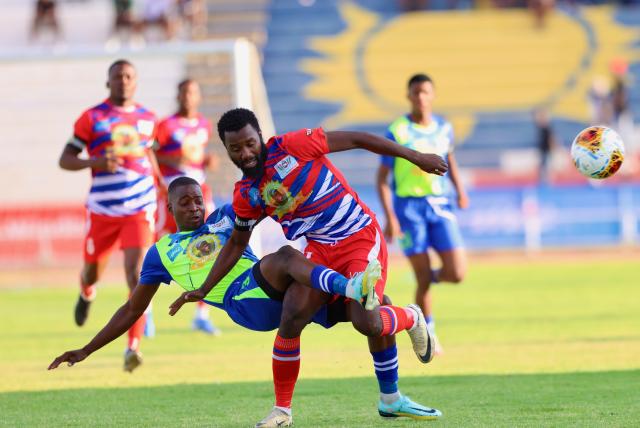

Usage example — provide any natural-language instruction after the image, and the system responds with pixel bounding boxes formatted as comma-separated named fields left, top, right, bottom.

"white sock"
left=380, top=391, right=401, bottom=405
left=274, top=406, right=292, bottom=416
left=195, top=305, right=209, bottom=320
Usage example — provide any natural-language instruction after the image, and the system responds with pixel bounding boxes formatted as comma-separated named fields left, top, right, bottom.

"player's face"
left=169, top=184, right=206, bottom=231
left=107, top=64, right=137, bottom=104
left=408, top=81, right=435, bottom=113
left=178, top=81, right=201, bottom=111
left=224, top=124, right=267, bottom=178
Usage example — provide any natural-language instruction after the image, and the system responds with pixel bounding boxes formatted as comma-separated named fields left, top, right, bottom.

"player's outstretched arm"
left=325, top=131, right=448, bottom=176
left=169, top=228, right=252, bottom=315
left=48, top=284, right=159, bottom=370
left=376, top=164, right=401, bottom=242
left=58, top=145, right=120, bottom=172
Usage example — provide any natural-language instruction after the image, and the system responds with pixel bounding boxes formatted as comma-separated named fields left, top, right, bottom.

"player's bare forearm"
left=446, top=153, right=469, bottom=208
left=376, top=165, right=395, bottom=222
left=49, top=285, right=158, bottom=370
left=83, top=284, right=157, bottom=354
left=199, top=233, right=247, bottom=295
left=58, top=145, right=91, bottom=171
left=326, top=131, right=448, bottom=175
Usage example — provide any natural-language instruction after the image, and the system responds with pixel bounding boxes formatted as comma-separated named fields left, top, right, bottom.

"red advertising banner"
left=0, top=205, right=85, bottom=266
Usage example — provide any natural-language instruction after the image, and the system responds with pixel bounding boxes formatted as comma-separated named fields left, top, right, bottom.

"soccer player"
left=376, top=73, right=469, bottom=355
left=155, top=79, right=220, bottom=335
left=58, top=59, right=165, bottom=372
left=48, top=178, right=436, bottom=427
left=169, top=108, right=448, bottom=425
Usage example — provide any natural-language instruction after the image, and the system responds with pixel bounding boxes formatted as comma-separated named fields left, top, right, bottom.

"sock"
left=272, top=335, right=300, bottom=409
left=431, top=269, right=440, bottom=284
left=425, top=314, right=435, bottom=333
left=80, top=277, right=96, bottom=301
left=127, top=313, right=146, bottom=351
left=274, top=406, right=292, bottom=416
left=195, top=300, right=209, bottom=320
left=379, top=306, right=415, bottom=336
left=310, top=266, right=353, bottom=297
left=371, top=345, right=401, bottom=404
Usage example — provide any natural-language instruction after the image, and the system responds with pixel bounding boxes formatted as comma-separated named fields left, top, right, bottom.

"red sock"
left=80, top=277, right=96, bottom=300
left=379, top=306, right=415, bottom=336
left=127, top=313, right=146, bottom=351
left=272, top=335, right=300, bottom=409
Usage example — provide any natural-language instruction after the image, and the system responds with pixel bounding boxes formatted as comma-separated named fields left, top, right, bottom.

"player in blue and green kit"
left=49, top=177, right=440, bottom=426
left=377, top=73, right=469, bottom=355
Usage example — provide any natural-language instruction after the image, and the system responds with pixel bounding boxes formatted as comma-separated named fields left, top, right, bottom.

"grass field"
left=1, top=255, right=639, bottom=427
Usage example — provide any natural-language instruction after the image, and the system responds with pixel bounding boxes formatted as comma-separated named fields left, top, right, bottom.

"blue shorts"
left=204, top=263, right=340, bottom=331
left=394, top=196, right=463, bottom=256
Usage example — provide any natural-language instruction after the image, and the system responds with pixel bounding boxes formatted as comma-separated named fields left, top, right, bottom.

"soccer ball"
left=571, top=126, right=625, bottom=179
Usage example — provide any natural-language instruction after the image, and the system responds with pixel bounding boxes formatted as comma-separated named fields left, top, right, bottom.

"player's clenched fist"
left=414, top=153, right=448, bottom=176
left=91, top=152, right=121, bottom=173
left=48, top=349, right=89, bottom=370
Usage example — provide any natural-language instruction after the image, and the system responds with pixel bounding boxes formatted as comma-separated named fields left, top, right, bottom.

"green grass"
left=0, top=257, right=639, bottom=426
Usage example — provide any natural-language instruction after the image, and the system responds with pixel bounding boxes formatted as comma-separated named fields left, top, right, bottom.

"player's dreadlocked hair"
left=217, top=108, right=262, bottom=143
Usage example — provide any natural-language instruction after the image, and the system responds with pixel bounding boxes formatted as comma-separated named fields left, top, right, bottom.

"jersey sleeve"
left=232, top=182, right=262, bottom=231
left=155, top=119, right=170, bottom=149
left=380, top=129, right=396, bottom=168
left=139, top=245, right=173, bottom=285
left=69, top=110, right=93, bottom=150
left=279, top=128, right=329, bottom=161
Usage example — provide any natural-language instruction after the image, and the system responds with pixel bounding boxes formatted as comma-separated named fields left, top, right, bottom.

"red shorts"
left=155, top=182, right=213, bottom=238
left=83, top=210, right=154, bottom=263
left=304, top=221, right=388, bottom=302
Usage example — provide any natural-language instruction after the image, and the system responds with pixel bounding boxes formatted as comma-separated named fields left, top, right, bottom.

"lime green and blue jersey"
left=139, top=203, right=338, bottom=331
left=381, top=114, right=454, bottom=198
left=139, top=204, right=259, bottom=304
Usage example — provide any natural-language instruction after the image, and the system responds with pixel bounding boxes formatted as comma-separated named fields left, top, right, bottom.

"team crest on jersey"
left=186, top=234, right=221, bottom=269
left=261, top=181, right=308, bottom=218
left=111, top=124, right=144, bottom=157
left=274, top=155, right=299, bottom=179
left=137, top=119, right=155, bottom=136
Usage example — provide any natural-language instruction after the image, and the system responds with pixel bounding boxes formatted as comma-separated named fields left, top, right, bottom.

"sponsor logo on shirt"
left=274, top=155, right=299, bottom=179
left=137, top=119, right=155, bottom=136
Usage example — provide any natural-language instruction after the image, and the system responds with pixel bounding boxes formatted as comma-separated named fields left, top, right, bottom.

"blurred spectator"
left=533, top=108, right=558, bottom=183
left=176, top=0, right=208, bottom=39
left=30, top=0, right=62, bottom=43
left=140, top=0, right=177, bottom=42
left=398, top=0, right=429, bottom=11
left=588, top=76, right=613, bottom=126
left=106, top=0, right=145, bottom=51
left=528, top=0, right=555, bottom=29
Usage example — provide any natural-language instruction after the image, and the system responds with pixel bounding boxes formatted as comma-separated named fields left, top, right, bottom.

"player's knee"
left=275, top=245, right=298, bottom=264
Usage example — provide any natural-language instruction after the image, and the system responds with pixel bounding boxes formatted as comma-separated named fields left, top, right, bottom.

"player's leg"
left=344, top=296, right=441, bottom=420
left=75, top=212, right=119, bottom=326
left=259, top=245, right=376, bottom=302
left=120, top=211, right=154, bottom=372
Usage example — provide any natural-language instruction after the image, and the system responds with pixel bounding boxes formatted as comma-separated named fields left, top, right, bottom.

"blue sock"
left=371, top=345, right=399, bottom=395
left=425, top=314, right=435, bottom=333
left=310, top=266, right=348, bottom=296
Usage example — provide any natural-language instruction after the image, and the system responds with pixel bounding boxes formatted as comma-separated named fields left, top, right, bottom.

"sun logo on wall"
left=300, top=2, right=638, bottom=143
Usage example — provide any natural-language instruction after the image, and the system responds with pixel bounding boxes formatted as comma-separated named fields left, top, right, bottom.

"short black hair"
left=408, top=73, right=433, bottom=89
left=168, top=176, right=200, bottom=197
left=178, top=78, right=196, bottom=91
left=108, top=59, right=134, bottom=76
left=217, top=108, right=261, bottom=143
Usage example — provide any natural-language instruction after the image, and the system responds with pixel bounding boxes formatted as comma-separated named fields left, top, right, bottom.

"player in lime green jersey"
left=377, top=73, right=469, bottom=355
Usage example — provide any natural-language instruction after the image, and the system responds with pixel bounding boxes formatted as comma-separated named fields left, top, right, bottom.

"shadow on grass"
left=1, top=370, right=639, bottom=427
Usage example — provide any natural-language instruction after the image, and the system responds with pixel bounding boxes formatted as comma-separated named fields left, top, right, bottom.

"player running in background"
left=154, top=79, right=220, bottom=335
left=58, top=59, right=165, bottom=372
left=169, top=108, right=448, bottom=426
left=377, top=73, right=469, bottom=355
left=49, top=178, right=437, bottom=427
